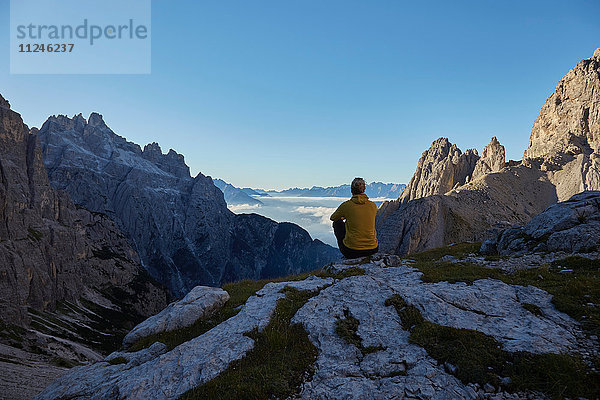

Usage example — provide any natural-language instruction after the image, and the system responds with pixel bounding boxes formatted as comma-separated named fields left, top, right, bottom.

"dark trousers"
left=332, top=219, right=378, bottom=259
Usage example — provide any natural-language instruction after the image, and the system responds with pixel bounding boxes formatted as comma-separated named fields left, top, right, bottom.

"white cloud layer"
left=228, top=204, right=262, bottom=213
left=293, top=206, right=336, bottom=225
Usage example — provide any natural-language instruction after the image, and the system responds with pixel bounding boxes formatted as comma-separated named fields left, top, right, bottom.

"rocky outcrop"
left=523, top=48, right=600, bottom=201
left=378, top=49, right=600, bottom=256
left=471, top=137, right=506, bottom=180
left=0, top=94, right=170, bottom=400
left=123, top=286, right=230, bottom=347
left=38, top=114, right=339, bottom=296
left=0, top=93, right=10, bottom=109
left=36, top=255, right=588, bottom=400
left=0, top=95, right=168, bottom=329
left=37, top=276, right=334, bottom=400
left=377, top=166, right=557, bottom=255
left=482, top=191, right=600, bottom=255
left=399, top=138, right=480, bottom=203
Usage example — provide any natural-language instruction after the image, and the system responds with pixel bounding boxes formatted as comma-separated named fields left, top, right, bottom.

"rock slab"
left=123, top=286, right=230, bottom=347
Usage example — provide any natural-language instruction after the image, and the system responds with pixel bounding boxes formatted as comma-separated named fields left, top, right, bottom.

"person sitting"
left=330, top=177, right=379, bottom=259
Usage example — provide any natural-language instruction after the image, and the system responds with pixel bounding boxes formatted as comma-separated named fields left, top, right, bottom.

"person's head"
left=351, top=177, right=366, bottom=195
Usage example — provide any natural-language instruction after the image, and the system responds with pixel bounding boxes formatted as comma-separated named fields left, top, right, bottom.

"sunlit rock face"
left=523, top=48, right=600, bottom=201
left=378, top=49, right=600, bottom=257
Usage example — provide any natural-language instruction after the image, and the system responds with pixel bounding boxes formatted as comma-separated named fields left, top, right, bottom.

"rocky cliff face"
left=378, top=49, right=599, bottom=256
left=523, top=48, right=600, bottom=201
left=377, top=165, right=556, bottom=255
left=0, top=94, right=170, bottom=399
left=482, top=191, right=600, bottom=255
left=0, top=94, right=168, bottom=329
left=38, top=115, right=338, bottom=296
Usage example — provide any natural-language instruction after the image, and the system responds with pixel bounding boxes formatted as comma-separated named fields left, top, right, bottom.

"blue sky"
left=1, top=0, right=599, bottom=190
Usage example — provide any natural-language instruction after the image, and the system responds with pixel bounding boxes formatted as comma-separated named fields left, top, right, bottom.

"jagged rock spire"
left=471, top=137, right=506, bottom=180
left=399, top=138, right=479, bottom=203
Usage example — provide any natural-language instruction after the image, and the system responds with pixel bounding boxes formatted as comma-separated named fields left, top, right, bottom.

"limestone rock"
left=378, top=50, right=600, bottom=256
left=377, top=165, right=557, bottom=255
left=38, top=114, right=339, bottom=296
left=399, top=138, right=480, bottom=203
left=37, top=257, right=585, bottom=400
left=36, top=277, right=333, bottom=400
left=0, top=93, right=9, bottom=109
left=523, top=48, right=600, bottom=200
left=123, top=286, right=230, bottom=347
left=486, top=191, right=600, bottom=255
left=472, top=137, right=506, bottom=180
left=0, top=94, right=169, bottom=330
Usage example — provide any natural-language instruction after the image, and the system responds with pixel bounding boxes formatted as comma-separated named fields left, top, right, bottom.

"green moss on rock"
left=180, top=287, right=319, bottom=400
left=386, top=294, right=600, bottom=400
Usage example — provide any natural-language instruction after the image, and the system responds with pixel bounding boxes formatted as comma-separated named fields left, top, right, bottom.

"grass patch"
left=551, top=256, right=599, bottom=270
left=411, top=321, right=505, bottom=386
left=384, top=295, right=424, bottom=329
left=317, top=267, right=365, bottom=280
left=410, top=242, right=481, bottom=263
left=522, top=303, right=542, bottom=316
left=108, top=356, right=128, bottom=365
left=507, top=259, right=600, bottom=337
left=387, top=294, right=600, bottom=400
left=416, top=261, right=503, bottom=285
left=335, top=309, right=385, bottom=356
left=180, top=287, right=319, bottom=400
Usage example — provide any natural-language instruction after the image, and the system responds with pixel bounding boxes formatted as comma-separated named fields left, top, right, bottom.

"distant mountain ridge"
left=255, top=182, right=406, bottom=198
left=38, top=114, right=339, bottom=297
left=211, top=180, right=405, bottom=207
left=213, top=179, right=263, bottom=206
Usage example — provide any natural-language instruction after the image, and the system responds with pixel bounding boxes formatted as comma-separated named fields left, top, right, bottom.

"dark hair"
left=351, top=177, right=366, bottom=195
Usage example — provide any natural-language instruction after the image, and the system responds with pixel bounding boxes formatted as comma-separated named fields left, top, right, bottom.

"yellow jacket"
left=330, top=193, right=378, bottom=250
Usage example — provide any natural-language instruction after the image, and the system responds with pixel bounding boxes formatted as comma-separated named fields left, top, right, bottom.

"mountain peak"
left=0, top=93, right=11, bottom=109
left=399, top=137, right=480, bottom=203
left=143, top=142, right=163, bottom=154
left=88, top=112, right=106, bottom=127
left=525, top=48, right=600, bottom=159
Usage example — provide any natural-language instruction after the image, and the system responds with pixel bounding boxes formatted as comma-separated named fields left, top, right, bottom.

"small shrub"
left=385, top=295, right=424, bottom=329
left=521, top=303, right=542, bottom=316
left=27, top=227, right=43, bottom=241
left=108, top=356, right=128, bottom=365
